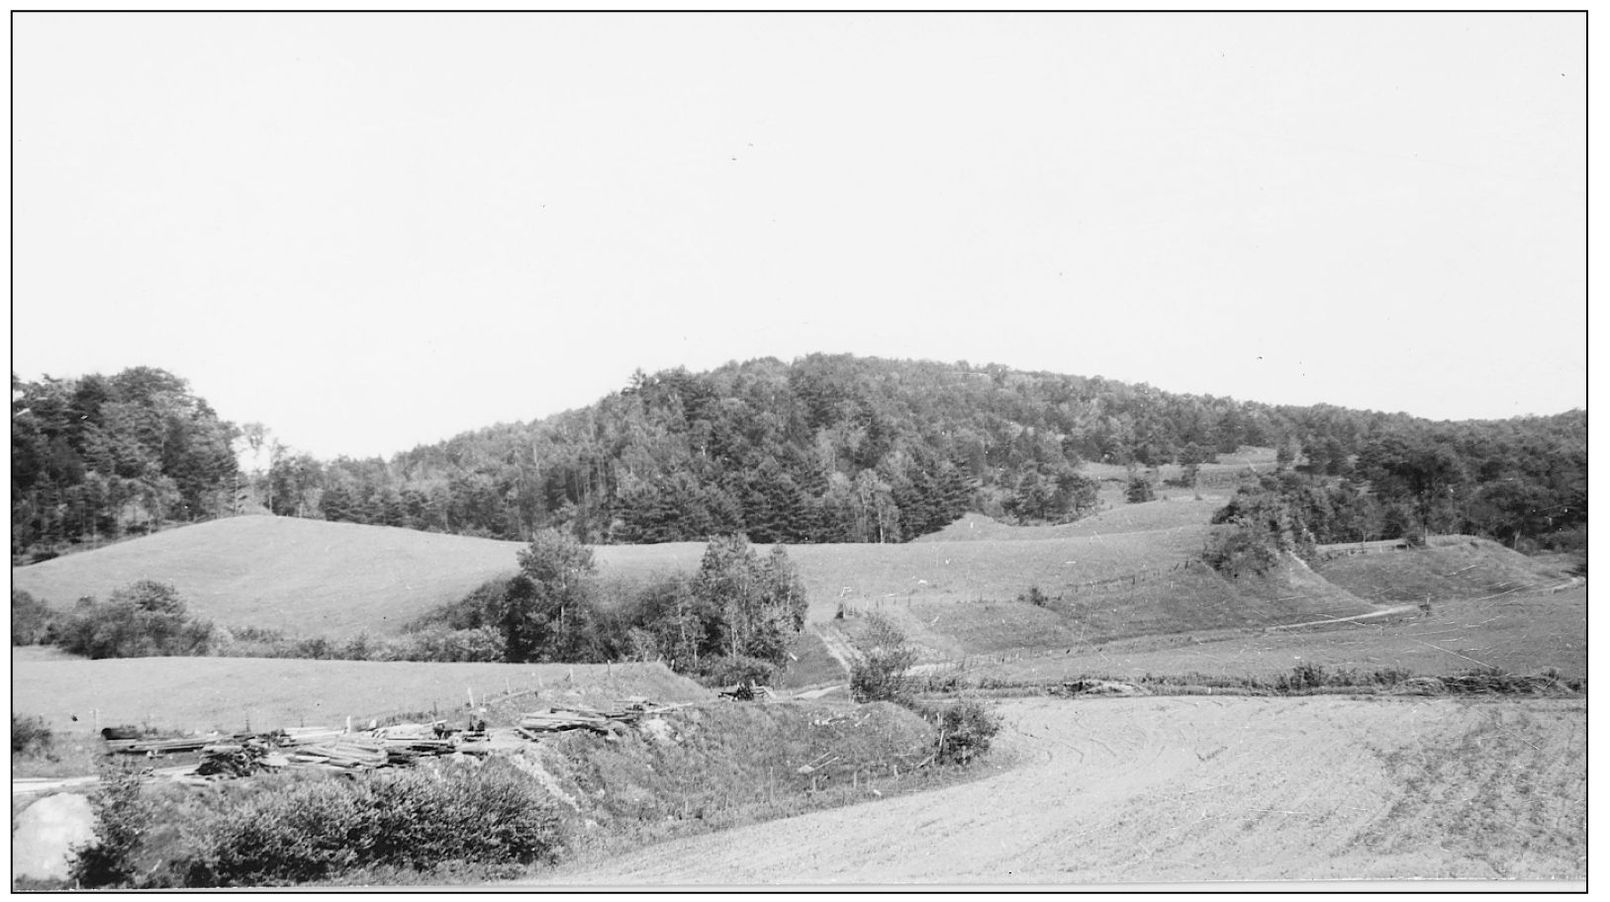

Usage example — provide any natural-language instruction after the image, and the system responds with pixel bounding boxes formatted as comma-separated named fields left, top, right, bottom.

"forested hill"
left=12, top=355, right=1587, bottom=556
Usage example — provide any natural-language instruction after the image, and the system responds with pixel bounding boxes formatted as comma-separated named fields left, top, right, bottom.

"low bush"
left=848, top=616, right=916, bottom=704
left=1016, top=586, right=1053, bottom=607
left=12, top=588, right=58, bottom=645
left=71, top=761, right=151, bottom=888
left=916, top=699, right=1003, bottom=765
left=11, top=713, right=54, bottom=756
left=216, top=624, right=507, bottom=663
left=54, top=581, right=216, bottom=659
left=693, top=654, right=778, bottom=688
left=70, top=759, right=565, bottom=888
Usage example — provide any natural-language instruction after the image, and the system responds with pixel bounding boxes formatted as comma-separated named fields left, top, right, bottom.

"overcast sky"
left=13, top=12, right=1586, bottom=460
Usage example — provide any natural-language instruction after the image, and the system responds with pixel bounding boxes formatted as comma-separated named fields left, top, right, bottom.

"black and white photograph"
left=9, top=10, right=1588, bottom=890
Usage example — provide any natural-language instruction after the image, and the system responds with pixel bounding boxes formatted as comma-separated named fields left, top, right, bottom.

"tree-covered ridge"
left=12, top=368, right=240, bottom=555
left=11, top=356, right=1587, bottom=555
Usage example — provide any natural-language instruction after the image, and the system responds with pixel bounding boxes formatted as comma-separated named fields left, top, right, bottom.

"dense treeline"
left=1204, top=421, right=1590, bottom=578
left=257, top=356, right=1319, bottom=542
left=12, top=356, right=1587, bottom=556
left=12, top=368, right=240, bottom=556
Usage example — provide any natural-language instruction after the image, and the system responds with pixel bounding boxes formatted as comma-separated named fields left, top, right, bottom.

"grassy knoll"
left=1314, top=535, right=1571, bottom=604
left=10, top=516, right=529, bottom=637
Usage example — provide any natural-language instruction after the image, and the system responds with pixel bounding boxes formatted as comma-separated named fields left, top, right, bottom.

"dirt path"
left=1264, top=603, right=1420, bottom=631
left=521, top=696, right=1585, bottom=886
left=809, top=623, right=859, bottom=676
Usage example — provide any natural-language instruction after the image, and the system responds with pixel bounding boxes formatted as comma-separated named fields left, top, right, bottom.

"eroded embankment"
left=521, top=695, right=1585, bottom=886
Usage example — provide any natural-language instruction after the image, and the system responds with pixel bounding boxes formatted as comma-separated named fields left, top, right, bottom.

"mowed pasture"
left=10, top=655, right=712, bottom=736
left=10, top=516, right=529, bottom=636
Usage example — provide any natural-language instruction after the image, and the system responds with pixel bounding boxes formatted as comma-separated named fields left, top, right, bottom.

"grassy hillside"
left=19, top=508, right=1563, bottom=676
left=830, top=552, right=1378, bottom=662
left=11, top=657, right=711, bottom=735
left=950, top=584, right=1587, bottom=686
left=11, top=516, right=529, bottom=636
left=11, top=501, right=1226, bottom=636
left=1313, top=535, right=1568, bottom=604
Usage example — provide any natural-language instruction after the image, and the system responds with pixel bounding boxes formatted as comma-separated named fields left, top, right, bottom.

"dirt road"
left=523, top=695, right=1585, bottom=886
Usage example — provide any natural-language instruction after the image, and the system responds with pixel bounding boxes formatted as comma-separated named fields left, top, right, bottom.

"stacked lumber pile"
left=371, top=722, right=468, bottom=764
left=286, top=739, right=389, bottom=770
left=105, top=735, right=215, bottom=756
left=195, top=739, right=292, bottom=777
left=514, top=698, right=685, bottom=740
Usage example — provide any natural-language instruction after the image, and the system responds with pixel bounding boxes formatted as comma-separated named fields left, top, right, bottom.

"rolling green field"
left=11, top=491, right=1580, bottom=694
left=11, top=498, right=1228, bottom=635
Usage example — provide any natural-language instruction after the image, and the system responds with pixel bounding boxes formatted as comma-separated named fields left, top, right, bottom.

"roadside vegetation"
left=913, top=662, right=1584, bottom=699
left=56, top=693, right=1004, bottom=889
left=845, top=615, right=1003, bottom=766
left=67, top=757, right=564, bottom=888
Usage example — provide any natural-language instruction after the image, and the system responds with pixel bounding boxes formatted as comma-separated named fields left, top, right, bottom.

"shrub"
left=200, top=760, right=563, bottom=886
left=694, top=654, right=778, bottom=688
left=1125, top=476, right=1156, bottom=504
left=70, top=761, right=152, bottom=888
left=1016, top=586, right=1052, bottom=607
left=1201, top=524, right=1280, bottom=578
left=55, top=581, right=216, bottom=659
left=11, top=714, right=53, bottom=756
left=12, top=588, right=58, bottom=645
left=922, top=699, right=1002, bottom=765
left=75, top=759, right=565, bottom=888
left=1273, top=662, right=1329, bottom=692
left=848, top=616, right=916, bottom=704
left=376, top=626, right=507, bottom=663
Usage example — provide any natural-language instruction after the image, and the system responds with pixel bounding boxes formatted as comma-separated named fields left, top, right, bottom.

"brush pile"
left=717, top=681, right=776, bottom=702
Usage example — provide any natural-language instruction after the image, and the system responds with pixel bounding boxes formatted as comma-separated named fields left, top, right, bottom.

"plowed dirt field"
left=523, top=696, right=1585, bottom=886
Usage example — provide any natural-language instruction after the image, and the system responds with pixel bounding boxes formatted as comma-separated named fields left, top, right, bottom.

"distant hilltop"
left=12, top=354, right=1586, bottom=557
